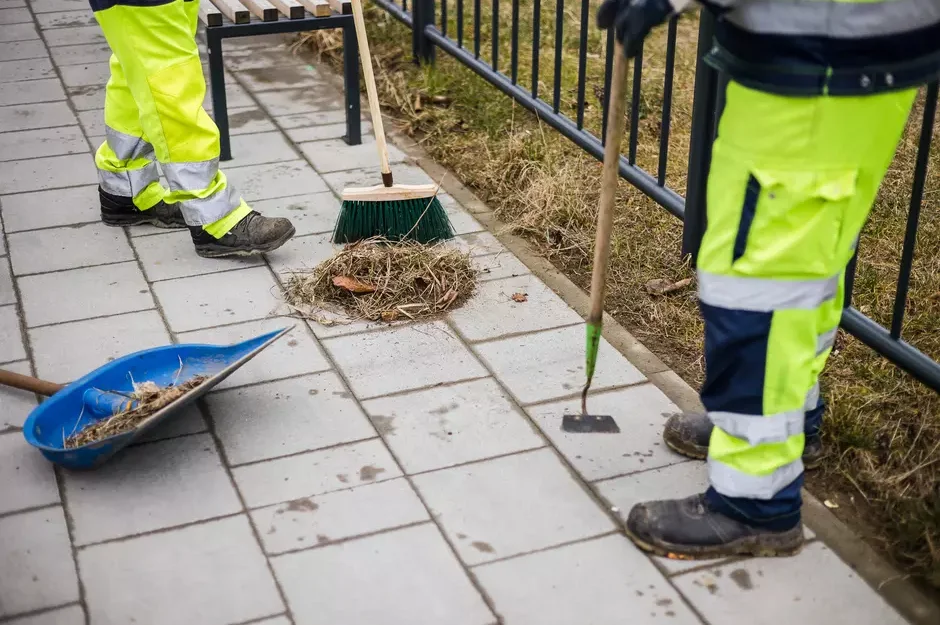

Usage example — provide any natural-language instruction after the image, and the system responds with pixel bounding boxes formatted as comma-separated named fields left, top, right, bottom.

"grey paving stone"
left=265, top=231, right=339, bottom=280
left=321, top=164, right=435, bottom=196
left=0, top=0, right=24, bottom=8
left=220, top=105, right=278, bottom=136
left=65, top=82, right=103, bottom=110
left=272, top=524, right=495, bottom=625
left=0, top=57, right=55, bottom=83
left=672, top=542, right=907, bottom=625
left=251, top=478, right=429, bottom=554
left=0, top=431, right=60, bottom=514
left=304, top=315, right=388, bottom=341
left=473, top=253, right=531, bottom=282
left=209, top=371, right=373, bottom=466
left=221, top=43, right=297, bottom=70
left=226, top=159, right=330, bottom=202
left=28, top=310, right=171, bottom=383
left=85, top=133, right=104, bottom=153
left=3, top=605, right=85, bottom=625
left=439, top=194, right=484, bottom=235
left=449, top=274, right=582, bottom=342
left=202, top=79, right=253, bottom=110
left=0, top=78, right=65, bottom=106
left=475, top=324, right=646, bottom=405
left=76, top=107, right=104, bottom=137
left=284, top=120, right=372, bottom=143
left=0, top=125, right=88, bottom=162
left=31, top=0, right=88, bottom=11
left=79, top=515, right=284, bottom=625
left=0, top=101, right=76, bottom=133
left=527, top=385, right=686, bottom=482
left=0, top=22, right=38, bottom=42
left=58, top=61, right=110, bottom=89
left=151, top=266, right=284, bottom=333
left=251, top=192, right=341, bottom=237
left=237, top=64, right=324, bottom=92
left=18, top=261, right=153, bottom=327
left=8, top=222, right=133, bottom=275
left=449, top=231, right=506, bottom=257
left=253, top=86, right=345, bottom=116
left=0, top=7, right=29, bottom=24
left=64, top=433, right=241, bottom=545
left=36, top=9, right=96, bottom=29
left=42, top=24, right=103, bottom=46
left=361, top=378, right=544, bottom=474
left=322, top=321, right=488, bottom=400
left=233, top=439, right=401, bottom=508
left=0, top=507, right=79, bottom=618
left=0, top=39, right=46, bottom=61
left=475, top=534, right=700, bottom=625
left=1, top=185, right=99, bottom=232
left=413, top=448, right=616, bottom=565
left=274, top=109, right=349, bottom=129
left=300, top=137, right=408, bottom=174
left=0, top=256, right=14, bottom=305
left=178, top=318, right=328, bottom=390
left=48, top=41, right=112, bottom=66
left=0, top=304, right=27, bottom=362
left=0, top=153, right=97, bottom=195
left=226, top=131, right=299, bottom=169
left=0, top=361, right=37, bottom=430
left=133, top=229, right=263, bottom=282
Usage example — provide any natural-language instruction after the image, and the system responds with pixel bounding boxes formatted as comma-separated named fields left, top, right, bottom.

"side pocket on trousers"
left=732, top=174, right=761, bottom=263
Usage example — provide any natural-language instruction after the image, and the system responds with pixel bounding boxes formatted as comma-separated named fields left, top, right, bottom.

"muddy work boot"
left=190, top=211, right=295, bottom=258
left=100, top=187, right=186, bottom=228
left=625, top=494, right=804, bottom=560
left=663, top=412, right=824, bottom=470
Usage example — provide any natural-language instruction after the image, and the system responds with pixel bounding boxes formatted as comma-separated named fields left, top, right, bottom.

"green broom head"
left=333, top=183, right=455, bottom=245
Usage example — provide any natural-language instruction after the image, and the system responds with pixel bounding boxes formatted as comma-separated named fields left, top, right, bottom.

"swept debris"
left=283, top=238, right=477, bottom=324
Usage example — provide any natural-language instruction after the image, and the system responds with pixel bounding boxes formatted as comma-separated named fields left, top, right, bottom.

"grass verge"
left=297, top=2, right=940, bottom=590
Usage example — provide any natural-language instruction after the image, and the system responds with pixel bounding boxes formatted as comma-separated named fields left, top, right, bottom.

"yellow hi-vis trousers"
left=92, top=0, right=249, bottom=236
left=697, top=81, right=916, bottom=524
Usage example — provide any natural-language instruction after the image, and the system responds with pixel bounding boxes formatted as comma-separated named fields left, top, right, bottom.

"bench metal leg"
left=207, top=31, right=232, bottom=161
left=342, top=23, right=362, bottom=146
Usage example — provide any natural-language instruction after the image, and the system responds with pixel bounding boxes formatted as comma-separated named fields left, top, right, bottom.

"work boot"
left=190, top=211, right=295, bottom=258
left=625, top=494, right=804, bottom=560
left=99, top=187, right=186, bottom=229
left=663, top=412, right=824, bottom=470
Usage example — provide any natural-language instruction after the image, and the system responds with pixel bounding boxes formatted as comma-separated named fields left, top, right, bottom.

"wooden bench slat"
left=298, top=0, right=331, bottom=16
left=270, top=0, right=305, bottom=18
left=241, top=0, right=280, bottom=21
left=210, top=0, right=250, bottom=23
left=199, top=0, right=224, bottom=26
left=327, top=0, right=350, bottom=14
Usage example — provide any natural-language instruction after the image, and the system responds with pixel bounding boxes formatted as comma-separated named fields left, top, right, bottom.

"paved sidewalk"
left=0, top=3, right=914, bottom=624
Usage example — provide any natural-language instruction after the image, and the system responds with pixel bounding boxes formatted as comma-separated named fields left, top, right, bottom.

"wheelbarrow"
left=3, top=326, right=292, bottom=470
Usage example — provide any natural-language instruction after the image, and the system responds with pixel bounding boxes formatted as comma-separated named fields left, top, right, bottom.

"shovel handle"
left=0, top=369, right=64, bottom=397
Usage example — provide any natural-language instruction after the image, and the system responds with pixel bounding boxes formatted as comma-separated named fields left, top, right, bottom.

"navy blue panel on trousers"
left=706, top=476, right=803, bottom=531
left=700, top=302, right=772, bottom=417
left=89, top=0, right=176, bottom=12
left=805, top=397, right=824, bottom=439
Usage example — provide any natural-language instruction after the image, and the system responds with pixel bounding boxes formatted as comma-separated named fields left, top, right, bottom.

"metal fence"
left=370, top=0, right=940, bottom=392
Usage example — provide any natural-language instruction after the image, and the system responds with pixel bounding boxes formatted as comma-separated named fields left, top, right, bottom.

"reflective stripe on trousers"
left=97, top=126, right=162, bottom=201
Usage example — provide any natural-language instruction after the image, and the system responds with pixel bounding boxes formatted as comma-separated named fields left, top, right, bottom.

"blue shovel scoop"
left=5, top=326, right=292, bottom=470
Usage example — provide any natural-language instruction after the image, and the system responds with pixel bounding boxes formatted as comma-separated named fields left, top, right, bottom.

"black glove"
left=597, top=0, right=676, bottom=58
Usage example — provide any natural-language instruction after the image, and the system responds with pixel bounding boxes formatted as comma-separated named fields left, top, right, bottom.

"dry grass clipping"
left=64, top=376, right=208, bottom=448
left=284, top=239, right=477, bottom=324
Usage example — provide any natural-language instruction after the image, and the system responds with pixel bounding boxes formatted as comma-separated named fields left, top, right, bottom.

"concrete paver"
left=0, top=78, right=65, bottom=106
left=0, top=361, right=37, bottom=430
left=225, top=159, right=330, bottom=201
left=4, top=605, right=85, bottom=625
left=8, top=222, right=132, bottom=275
left=0, top=303, right=27, bottom=362
left=0, top=256, right=14, bottom=305
left=0, top=56, right=55, bottom=82
left=0, top=38, right=47, bottom=60
left=134, top=229, right=264, bottom=282
left=0, top=125, right=88, bottom=162
left=0, top=185, right=99, bottom=231
left=0, top=430, right=60, bottom=514
left=250, top=192, right=341, bottom=236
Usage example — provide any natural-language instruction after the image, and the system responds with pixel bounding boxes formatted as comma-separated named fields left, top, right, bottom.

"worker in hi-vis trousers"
left=90, top=0, right=295, bottom=257
left=598, top=0, right=940, bottom=557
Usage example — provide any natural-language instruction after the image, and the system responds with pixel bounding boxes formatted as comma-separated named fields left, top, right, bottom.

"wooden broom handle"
left=350, top=0, right=393, bottom=186
left=0, top=369, right=64, bottom=397
left=587, top=46, right=629, bottom=326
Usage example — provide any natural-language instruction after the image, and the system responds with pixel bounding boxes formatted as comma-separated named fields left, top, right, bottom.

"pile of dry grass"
left=283, top=239, right=477, bottom=324
left=65, top=376, right=207, bottom=448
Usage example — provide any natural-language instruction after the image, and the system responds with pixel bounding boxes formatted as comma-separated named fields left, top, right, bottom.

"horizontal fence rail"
left=368, top=0, right=940, bottom=392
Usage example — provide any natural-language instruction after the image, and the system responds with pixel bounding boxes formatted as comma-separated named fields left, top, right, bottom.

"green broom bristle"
left=332, top=196, right=455, bottom=245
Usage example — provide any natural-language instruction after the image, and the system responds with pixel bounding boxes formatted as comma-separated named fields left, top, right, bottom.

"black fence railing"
left=370, top=0, right=940, bottom=392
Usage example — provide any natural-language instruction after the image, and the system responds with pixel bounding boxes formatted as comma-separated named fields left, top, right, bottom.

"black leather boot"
left=99, top=187, right=186, bottom=228
left=189, top=211, right=295, bottom=258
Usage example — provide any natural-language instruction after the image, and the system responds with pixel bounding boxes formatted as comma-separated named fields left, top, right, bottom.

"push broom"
left=561, top=43, right=629, bottom=435
left=332, top=0, right=454, bottom=244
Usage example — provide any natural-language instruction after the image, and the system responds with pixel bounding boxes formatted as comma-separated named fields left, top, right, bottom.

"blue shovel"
left=4, top=326, right=292, bottom=470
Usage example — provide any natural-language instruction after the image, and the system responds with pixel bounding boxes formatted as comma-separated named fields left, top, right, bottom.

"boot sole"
left=194, top=225, right=296, bottom=259
left=101, top=215, right=187, bottom=229
left=624, top=524, right=805, bottom=560
left=663, top=433, right=824, bottom=470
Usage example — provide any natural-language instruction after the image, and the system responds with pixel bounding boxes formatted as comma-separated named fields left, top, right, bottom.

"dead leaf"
left=645, top=277, right=692, bottom=296
left=414, top=92, right=423, bottom=112
left=332, top=276, right=376, bottom=294
left=380, top=310, right=400, bottom=322
left=824, top=499, right=840, bottom=509
left=511, top=292, right=528, bottom=303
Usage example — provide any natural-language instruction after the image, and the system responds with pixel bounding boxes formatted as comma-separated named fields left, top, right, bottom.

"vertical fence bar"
left=474, top=0, right=481, bottom=57
left=628, top=45, right=643, bottom=164
left=552, top=0, right=563, bottom=113
left=403, top=0, right=407, bottom=11
left=575, top=0, right=589, bottom=129
left=457, top=0, right=464, bottom=47
left=657, top=17, right=677, bottom=185
left=531, top=0, right=541, bottom=97
left=492, top=0, right=499, bottom=70
left=441, top=0, right=447, bottom=35
left=682, top=12, right=718, bottom=262
left=511, top=0, right=519, bottom=83
left=890, top=81, right=938, bottom=339
left=601, top=28, right=613, bottom=145
left=413, top=0, right=434, bottom=63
